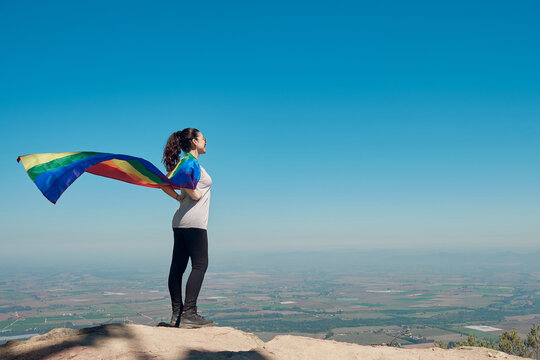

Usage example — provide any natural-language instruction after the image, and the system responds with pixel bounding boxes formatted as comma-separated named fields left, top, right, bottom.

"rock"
left=0, top=324, right=526, bottom=360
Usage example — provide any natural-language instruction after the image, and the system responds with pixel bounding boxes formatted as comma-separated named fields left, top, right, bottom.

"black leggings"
left=168, top=228, right=208, bottom=314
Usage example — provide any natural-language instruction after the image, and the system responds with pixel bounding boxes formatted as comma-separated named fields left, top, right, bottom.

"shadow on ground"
left=0, top=323, right=152, bottom=360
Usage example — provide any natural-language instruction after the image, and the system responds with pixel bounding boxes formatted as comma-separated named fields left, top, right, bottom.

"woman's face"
left=193, top=132, right=207, bottom=154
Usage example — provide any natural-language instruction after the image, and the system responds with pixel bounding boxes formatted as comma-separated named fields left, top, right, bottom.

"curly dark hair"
left=162, top=128, right=200, bottom=172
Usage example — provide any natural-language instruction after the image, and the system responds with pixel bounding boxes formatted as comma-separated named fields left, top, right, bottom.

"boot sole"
left=179, top=322, right=214, bottom=329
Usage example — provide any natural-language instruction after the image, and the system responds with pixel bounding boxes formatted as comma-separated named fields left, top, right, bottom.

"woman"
left=161, top=128, right=213, bottom=328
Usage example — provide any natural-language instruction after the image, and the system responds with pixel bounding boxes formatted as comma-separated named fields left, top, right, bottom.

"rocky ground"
left=0, top=324, right=524, bottom=360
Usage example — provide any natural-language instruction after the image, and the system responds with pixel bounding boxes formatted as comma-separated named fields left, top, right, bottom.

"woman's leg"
left=182, top=228, right=209, bottom=313
left=168, top=228, right=190, bottom=324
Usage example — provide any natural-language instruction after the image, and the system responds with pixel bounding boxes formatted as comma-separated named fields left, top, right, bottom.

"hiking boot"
left=169, top=311, right=181, bottom=327
left=180, top=311, right=214, bottom=328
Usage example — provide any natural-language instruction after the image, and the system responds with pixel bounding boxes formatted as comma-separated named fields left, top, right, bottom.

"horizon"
left=2, top=247, right=539, bottom=274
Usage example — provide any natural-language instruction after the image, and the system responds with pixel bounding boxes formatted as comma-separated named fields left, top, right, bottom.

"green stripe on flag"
left=27, top=152, right=101, bottom=181
left=127, top=159, right=166, bottom=184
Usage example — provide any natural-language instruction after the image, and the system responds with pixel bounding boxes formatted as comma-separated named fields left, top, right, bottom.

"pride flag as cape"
left=17, top=151, right=201, bottom=204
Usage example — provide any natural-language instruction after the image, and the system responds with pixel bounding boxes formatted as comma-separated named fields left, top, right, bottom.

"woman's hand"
left=161, top=185, right=181, bottom=201
left=161, top=185, right=201, bottom=201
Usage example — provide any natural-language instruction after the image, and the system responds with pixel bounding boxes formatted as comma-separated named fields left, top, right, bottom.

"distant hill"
left=0, top=323, right=522, bottom=359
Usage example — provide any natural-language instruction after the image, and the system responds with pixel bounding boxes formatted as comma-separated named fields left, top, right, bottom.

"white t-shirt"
left=172, top=165, right=212, bottom=230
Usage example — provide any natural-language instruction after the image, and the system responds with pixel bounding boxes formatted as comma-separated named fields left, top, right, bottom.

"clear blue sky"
left=1, top=1, right=539, bottom=266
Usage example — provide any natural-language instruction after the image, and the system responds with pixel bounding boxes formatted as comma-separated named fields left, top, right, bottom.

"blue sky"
left=1, top=1, right=539, bottom=266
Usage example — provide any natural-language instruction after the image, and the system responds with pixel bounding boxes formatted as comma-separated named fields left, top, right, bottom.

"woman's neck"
left=188, top=150, right=199, bottom=160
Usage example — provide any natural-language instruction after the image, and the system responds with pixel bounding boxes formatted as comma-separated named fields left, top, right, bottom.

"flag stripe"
left=19, top=152, right=81, bottom=171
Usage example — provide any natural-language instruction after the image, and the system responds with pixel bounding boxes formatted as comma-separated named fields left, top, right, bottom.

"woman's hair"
left=162, top=128, right=200, bottom=172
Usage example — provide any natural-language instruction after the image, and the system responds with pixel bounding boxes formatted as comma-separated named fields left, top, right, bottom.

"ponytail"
left=162, top=128, right=200, bottom=172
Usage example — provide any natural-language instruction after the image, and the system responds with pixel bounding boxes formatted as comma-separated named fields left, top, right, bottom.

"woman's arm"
left=182, top=188, right=202, bottom=201
left=161, top=185, right=202, bottom=201
left=161, top=185, right=181, bottom=201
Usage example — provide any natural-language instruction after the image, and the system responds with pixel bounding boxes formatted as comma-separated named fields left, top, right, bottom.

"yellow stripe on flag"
left=109, top=159, right=159, bottom=185
left=18, top=152, right=81, bottom=171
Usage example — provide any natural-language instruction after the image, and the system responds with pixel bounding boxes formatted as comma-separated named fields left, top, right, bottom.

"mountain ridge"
left=0, top=323, right=522, bottom=359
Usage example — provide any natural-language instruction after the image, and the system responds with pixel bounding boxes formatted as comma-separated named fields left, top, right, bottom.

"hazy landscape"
left=1, top=249, right=539, bottom=347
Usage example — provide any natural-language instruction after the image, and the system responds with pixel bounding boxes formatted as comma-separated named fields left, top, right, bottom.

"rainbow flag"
left=17, top=151, right=201, bottom=204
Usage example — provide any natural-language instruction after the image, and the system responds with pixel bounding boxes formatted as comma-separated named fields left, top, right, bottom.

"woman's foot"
left=180, top=310, right=214, bottom=328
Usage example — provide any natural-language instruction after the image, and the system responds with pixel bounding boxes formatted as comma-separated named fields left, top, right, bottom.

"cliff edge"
left=0, top=324, right=522, bottom=360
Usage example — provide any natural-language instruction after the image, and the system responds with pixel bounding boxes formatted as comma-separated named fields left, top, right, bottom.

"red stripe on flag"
left=87, top=161, right=161, bottom=188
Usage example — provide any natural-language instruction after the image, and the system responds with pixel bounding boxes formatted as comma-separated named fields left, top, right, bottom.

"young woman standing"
left=161, top=128, right=213, bottom=328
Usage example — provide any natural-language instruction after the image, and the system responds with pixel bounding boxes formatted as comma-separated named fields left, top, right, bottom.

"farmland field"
left=1, top=250, right=538, bottom=346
